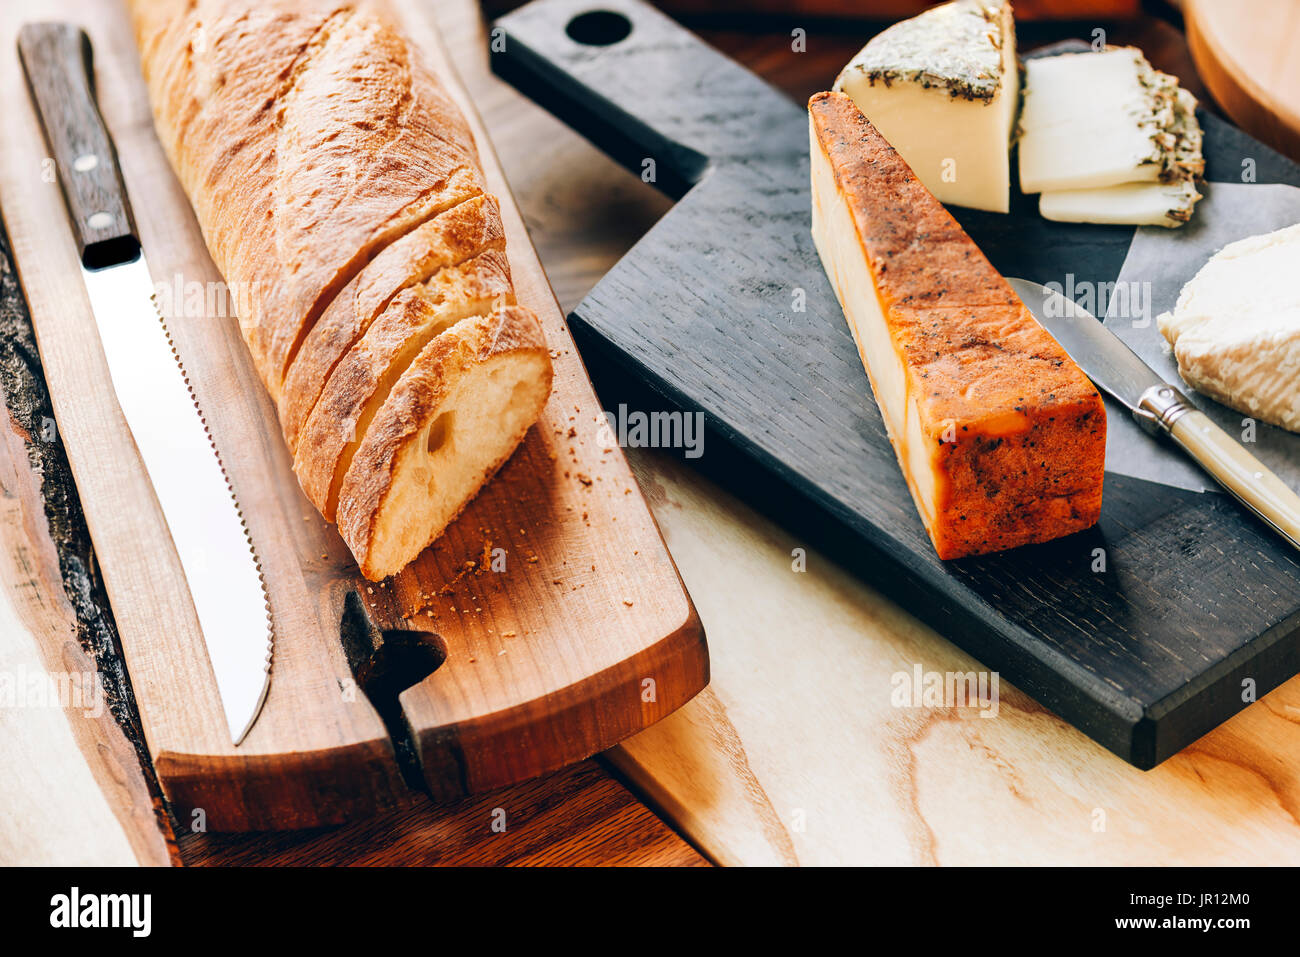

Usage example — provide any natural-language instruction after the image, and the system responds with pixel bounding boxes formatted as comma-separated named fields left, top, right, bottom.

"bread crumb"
left=624, top=599, right=634, bottom=606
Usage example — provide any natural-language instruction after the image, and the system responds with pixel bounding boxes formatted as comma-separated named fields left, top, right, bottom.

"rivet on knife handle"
left=17, top=22, right=139, bottom=269
left=1139, top=385, right=1300, bottom=552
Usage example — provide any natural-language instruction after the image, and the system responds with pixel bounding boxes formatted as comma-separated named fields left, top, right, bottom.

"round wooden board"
left=1186, top=0, right=1300, bottom=162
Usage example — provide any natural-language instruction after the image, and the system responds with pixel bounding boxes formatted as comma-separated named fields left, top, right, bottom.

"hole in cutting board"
left=339, top=590, right=447, bottom=793
left=565, top=11, right=632, bottom=46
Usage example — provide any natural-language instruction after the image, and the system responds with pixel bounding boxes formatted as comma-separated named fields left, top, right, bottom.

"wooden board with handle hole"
left=491, top=0, right=1300, bottom=770
left=0, top=0, right=707, bottom=831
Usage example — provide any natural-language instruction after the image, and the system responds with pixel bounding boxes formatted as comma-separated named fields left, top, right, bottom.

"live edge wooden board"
left=495, top=0, right=1300, bottom=770
left=0, top=0, right=707, bottom=831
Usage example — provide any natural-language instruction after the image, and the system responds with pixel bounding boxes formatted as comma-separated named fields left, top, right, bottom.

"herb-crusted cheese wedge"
left=809, top=91, right=1106, bottom=559
left=833, top=0, right=1017, bottom=213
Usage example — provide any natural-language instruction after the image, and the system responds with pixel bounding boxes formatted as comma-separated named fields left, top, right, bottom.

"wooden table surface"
left=0, top=0, right=1243, bottom=866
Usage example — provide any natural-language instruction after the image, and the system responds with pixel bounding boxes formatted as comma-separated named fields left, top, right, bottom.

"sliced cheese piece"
left=809, top=91, right=1106, bottom=559
left=833, top=0, right=1017, bottom=213
left=1040, top=179, right=1202, bottom=228
left=1019, top=47, right=1195, bottom=193
left=1158, top=223, right=1300, bottom=432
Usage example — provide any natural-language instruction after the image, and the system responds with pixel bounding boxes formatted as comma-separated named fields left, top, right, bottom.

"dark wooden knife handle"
left=17, top=22, right=139, bottom=269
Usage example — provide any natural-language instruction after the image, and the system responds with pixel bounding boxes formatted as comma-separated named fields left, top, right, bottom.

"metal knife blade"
left=1007, top=277, right=1164, bottom=415
left=19, top=22, right=272, bottom=744
left=1011, top=276, right=1300, bottom=553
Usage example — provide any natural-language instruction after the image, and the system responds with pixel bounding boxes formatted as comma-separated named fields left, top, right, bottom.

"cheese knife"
left=1011, top=277, right=1300, bottom=553
left=18, top=23, right=272, bottom=745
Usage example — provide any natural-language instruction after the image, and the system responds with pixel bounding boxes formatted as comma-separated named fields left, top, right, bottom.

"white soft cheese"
left=834, top=0, right=1017, bottom=213
left=1158, top=222, right=1300, bottom=432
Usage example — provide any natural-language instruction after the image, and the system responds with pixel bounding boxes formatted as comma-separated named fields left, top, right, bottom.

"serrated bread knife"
left=1011, top=277, right=1300, bottom=553
left=19, top=23, right=272, bottom=745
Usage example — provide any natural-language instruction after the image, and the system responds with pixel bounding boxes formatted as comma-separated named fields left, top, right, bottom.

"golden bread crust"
left=129, top=0, right=486, bottom=396
left=278, top=193, right=506, bottom=451
left=129, top=0, right=553, bottom=577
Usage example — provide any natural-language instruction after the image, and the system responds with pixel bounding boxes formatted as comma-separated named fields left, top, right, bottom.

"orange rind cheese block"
left=809, top=90, right=1106, bottom=559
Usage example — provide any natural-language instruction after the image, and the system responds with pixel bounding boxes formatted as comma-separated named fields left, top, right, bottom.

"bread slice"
left=294, top=249, right=516, bottom=520
left=279, top=194, right=506, bottom=452
left=335, top=306, right=552, bottom=580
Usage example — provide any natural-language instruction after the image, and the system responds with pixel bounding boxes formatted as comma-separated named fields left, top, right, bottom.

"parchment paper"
left=1100, top=181, right=1300, bottom=493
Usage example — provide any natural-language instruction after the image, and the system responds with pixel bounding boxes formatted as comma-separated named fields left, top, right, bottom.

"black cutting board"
left=493, top=0, right=1300, bottom=768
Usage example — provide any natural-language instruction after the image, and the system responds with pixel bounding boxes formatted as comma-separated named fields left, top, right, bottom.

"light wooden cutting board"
left=1186, top=0, right=1300, bottom=163
left=612, top=453, right=1300, bottom=865
left=0, top=0, right=706, bottom=831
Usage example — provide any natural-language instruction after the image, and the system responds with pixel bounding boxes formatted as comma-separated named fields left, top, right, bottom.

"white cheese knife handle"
left=1140, top=386, right=1300, bottom=550
left=1168, top=412, right=1300, bottom=549
left=17, top=22, right=139, bottom=268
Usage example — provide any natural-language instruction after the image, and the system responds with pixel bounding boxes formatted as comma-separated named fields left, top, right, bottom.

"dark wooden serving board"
left=493, top=0, right=1300, bottom=769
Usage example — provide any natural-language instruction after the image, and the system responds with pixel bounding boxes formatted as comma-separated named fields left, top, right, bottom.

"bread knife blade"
left=18, top=22, right=272, bottom=745
left=1010, top=277, right=1300, bottom=553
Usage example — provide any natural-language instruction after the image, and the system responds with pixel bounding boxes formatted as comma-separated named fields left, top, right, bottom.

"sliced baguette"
left=279, top=193, right=506, bottom=451
left=130, top=0, right=486, bottom=395
left=294, top=249, right=516, bottom=520
left=335, top=306, right=552, bottom=580
left=129, top=0, right=553, bottom=579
